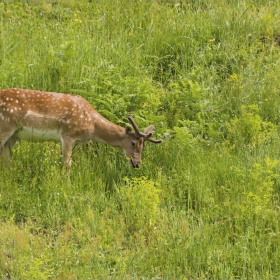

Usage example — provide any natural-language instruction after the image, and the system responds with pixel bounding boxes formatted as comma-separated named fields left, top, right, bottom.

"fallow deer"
left=0, top=88, right=162, bottom=168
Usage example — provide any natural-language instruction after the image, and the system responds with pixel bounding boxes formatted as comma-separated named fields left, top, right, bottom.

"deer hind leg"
left=0, top=126, right=19, bottom=165
left=60, top=137, right=75, bottom=169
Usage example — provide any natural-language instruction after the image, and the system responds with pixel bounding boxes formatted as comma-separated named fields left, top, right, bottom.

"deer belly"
left=18, top=127, right=61, bottom=142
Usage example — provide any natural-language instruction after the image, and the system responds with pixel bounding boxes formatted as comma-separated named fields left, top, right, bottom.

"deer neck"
left=92, top=115, right=126, bottom=148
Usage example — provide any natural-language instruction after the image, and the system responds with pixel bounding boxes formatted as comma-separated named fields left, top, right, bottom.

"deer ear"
left=125, top=126, right=132, bottom=135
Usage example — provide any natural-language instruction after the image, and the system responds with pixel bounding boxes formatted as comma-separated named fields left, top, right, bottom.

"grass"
left=1, top=0, right=280, bottom=279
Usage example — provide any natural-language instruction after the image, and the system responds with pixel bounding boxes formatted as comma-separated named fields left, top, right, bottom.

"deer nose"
left=130, top=160, right=140, bottom=168
left=129, top=159, right=140, bottom=168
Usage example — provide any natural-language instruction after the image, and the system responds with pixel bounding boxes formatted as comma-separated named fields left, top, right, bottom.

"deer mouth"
left=129, top=159, right=140, bottom=168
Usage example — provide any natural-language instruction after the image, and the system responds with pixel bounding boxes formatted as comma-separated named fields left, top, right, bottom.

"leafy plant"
left=226, top=104, right=277, bottom=148
left=161, top=73, right=207, bottom=128
left=117, top=177, right=161, bottom=233
left=240, top=157, right=279, bottom=216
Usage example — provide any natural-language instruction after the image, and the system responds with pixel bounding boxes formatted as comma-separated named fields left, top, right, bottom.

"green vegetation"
left=1, top=0, right=280, bottom=278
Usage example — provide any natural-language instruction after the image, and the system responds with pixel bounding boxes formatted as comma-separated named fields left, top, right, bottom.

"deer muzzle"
left=129, top=158, right=140, bottom=168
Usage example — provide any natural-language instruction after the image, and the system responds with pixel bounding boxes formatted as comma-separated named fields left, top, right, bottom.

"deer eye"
left=131, top=141, right=136, bottom=147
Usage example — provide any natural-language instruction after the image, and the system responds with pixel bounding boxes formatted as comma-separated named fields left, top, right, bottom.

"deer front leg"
left=61, top=137, right=75, bottom=169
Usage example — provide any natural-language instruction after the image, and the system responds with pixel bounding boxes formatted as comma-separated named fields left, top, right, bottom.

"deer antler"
left=144, top=125, right=162, bottom=143
left=128, top=115, right=152, bottom=138
left=146, top=137, right=163, bottom=143
left=127, top=115, right=162, bottom=143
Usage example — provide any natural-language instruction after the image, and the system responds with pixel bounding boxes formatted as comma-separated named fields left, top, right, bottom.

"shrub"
left=240, top=157, right=279, bottom=216
left=117, top=177, right=161, bottom=233
left=226, top=104, right=277, bottom=148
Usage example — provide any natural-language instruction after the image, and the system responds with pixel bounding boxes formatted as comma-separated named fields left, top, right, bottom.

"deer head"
left=122, top=115, right=162, bottom=168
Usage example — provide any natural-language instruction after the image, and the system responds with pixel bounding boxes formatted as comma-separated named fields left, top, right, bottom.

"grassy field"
left=1, top=0, right=280, bottom=279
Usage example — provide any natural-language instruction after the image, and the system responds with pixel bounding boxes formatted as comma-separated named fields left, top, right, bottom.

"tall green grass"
left=1, top=0, right=280, bottom=279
